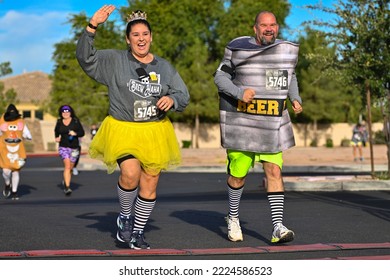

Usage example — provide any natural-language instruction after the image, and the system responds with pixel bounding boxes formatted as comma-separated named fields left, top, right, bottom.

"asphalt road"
left=0, top=156, right=389, bottom=260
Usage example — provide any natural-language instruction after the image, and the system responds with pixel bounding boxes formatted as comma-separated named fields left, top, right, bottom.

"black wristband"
left=88, top=23, right=98, bottom=29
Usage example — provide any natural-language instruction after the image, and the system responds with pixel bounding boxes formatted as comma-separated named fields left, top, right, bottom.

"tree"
left=49, top=0, right=295, bottom=147
left=120, top=0, right=224, bottom=147
left=49, top=13, right=125, bottom=125
left=50, top=1, right=224, bottom=145
left=293, top=28, right=363, bottom=146
left=174, top=38, right=220, bottom=148
left=119, top=0, right=293, bottom=147
left=215, top=0, right=291, bottom=58
left=0, top=62, right=17, bottom=113
left=0, top=84, right=18, bottom=114
left=306, top=0, right=390, bottom=175
left=0, top=62, right=12, bottom=77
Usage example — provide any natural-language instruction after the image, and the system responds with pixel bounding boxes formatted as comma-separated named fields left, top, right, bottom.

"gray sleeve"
left=168, top=71, right=190, bottom=112
left=214, top=56, right=244, bottom=101
left=288, top=72, right=302, bottom=104
left=75, top=29, right=107, bottom=85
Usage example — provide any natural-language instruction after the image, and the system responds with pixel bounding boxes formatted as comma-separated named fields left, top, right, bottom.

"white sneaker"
left=72, top=168, right=79, bottom=175
left=225, top=215, right=243, bottom=242
left=271, top=223, right=295, bottom=244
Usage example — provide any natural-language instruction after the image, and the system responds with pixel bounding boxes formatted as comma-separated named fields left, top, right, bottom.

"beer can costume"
left=217, top=37, right=299, bottom=153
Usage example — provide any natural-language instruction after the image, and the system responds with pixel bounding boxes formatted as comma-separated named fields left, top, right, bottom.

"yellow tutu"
left=89, top=116, right=181, bottom=175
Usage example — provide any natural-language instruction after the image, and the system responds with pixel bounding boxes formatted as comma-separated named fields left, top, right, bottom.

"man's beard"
left=260, top=33, right=276, bottom=45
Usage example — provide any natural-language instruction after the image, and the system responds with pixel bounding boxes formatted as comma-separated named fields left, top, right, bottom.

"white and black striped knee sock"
left=228, top=183, right=244, bottom=218
left=117, top=183, right=138, bottom=217
left=267, top=192, right=285, bottom=229
left=133, top=195, right=156, bottom=232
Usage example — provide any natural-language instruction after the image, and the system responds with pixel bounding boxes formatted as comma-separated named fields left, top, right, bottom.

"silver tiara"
left=127, top=11, right=147, bottom=22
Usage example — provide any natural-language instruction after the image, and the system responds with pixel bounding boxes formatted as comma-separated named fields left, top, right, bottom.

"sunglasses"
left=61, top=109, right=70, bottom=113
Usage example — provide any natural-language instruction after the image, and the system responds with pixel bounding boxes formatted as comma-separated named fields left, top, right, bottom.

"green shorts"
left=227, top=149, right=283, bottom=178
left=350, top=140, right=362, bottom=147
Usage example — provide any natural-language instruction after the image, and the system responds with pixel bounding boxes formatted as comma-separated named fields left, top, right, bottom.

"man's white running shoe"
left=271, top=223, right=295, bottom=244
left=72, top=168, right=79, bottom=175
left=225, top=215, right=243, bottom=242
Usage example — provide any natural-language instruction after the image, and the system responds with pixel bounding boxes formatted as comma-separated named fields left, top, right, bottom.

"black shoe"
left=3, top=184, right=11, bottom=198
left=63, top=187, right=72, bottom=196
left=11, top=192, right=19, bottom=200
left=116, top=214, right=133, bottom=243
left=130, top=231, right=150, bottom=250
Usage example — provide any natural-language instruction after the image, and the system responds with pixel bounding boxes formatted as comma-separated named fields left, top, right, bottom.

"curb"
left=1, top=242, right=390, bottom=259
left=284, top=180, right=390, bottom=191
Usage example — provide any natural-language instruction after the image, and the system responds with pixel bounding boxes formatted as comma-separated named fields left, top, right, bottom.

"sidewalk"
left=75, top=145, right=388, bottom=168
left=72, top=145, right=390, bottom=191
left=30, top=144, right=387, bottom=168
left=179, top=145, right=388, bottom=167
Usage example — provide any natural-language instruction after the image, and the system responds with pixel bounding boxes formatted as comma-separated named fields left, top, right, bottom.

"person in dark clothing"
left=54, top=105, right=85, bottom=195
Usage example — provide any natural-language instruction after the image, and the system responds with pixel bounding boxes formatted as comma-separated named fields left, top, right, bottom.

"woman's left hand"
left=90, top=5, right=116, bottom=26
left=157, top=96, right=174, bottom=112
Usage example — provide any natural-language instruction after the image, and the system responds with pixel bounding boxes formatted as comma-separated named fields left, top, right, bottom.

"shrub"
left=182, top=140, right=192, bottom=148
left=310, top=138, right=318, bottom=147
left=340, top=138, right=350, bottom=147
left=325, top=138, right=333, bottom=148
left=373, top=130, right=386, bottom=144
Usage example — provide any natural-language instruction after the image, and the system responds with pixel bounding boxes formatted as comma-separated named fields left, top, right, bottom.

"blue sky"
left=0, top=0, right=335, bottom=77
